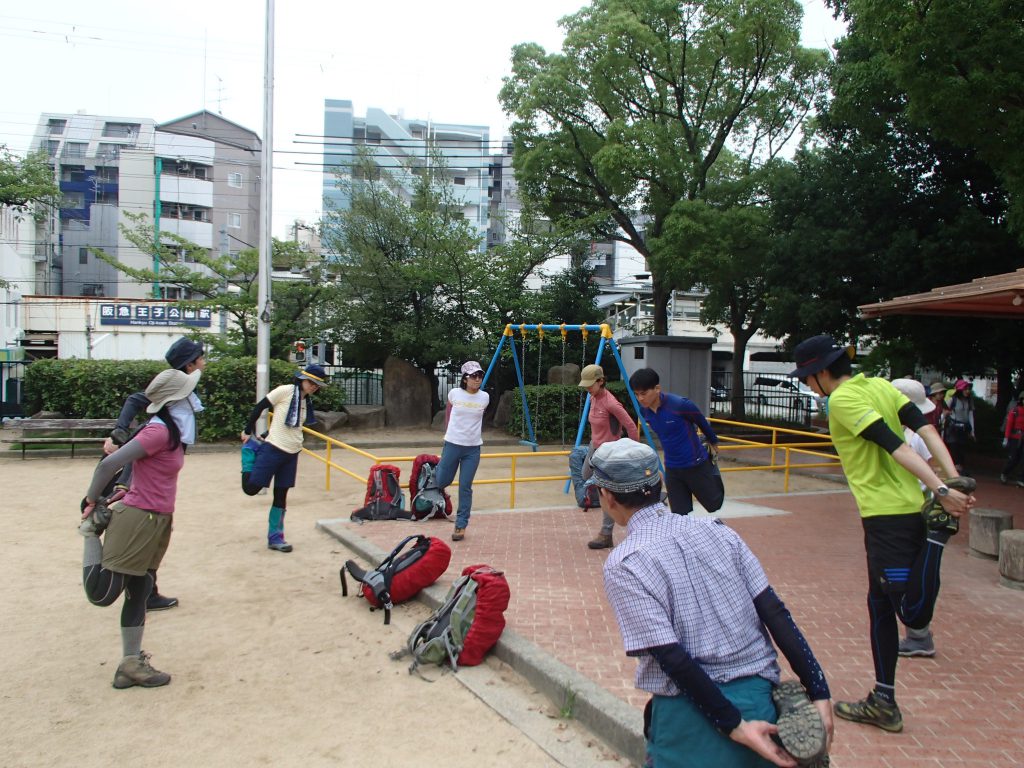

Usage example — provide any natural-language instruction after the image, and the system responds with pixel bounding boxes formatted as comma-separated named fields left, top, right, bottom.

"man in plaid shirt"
left=595, top=439, right=833, bottom=767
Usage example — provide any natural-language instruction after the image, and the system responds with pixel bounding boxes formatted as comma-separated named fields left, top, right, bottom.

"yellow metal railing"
left=298, top=417, right=840, bottom=506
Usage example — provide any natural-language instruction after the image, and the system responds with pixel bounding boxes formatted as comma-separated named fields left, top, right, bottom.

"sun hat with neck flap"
left=145, top=369, right=202, bottom=414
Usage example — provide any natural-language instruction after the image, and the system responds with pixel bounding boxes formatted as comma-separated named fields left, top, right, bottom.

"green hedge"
left=22, top=358, right=346, bottom=442
left=507, top=381, right=638, bottom=444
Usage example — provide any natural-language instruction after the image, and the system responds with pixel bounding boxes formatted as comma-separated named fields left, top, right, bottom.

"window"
left=454, top=177, right=466, bottom=185
left=96, top=143, right=120, bottom=161
left=45, top=140, right=60, bottom=157
left=193, top=166, right=207, bottom=180
left=227, top=172, right=242, bottom=188
left=47, top=119, right=67, bottom=135
left=79, top=247, right=89, bottom=265
left=228, top=213, right=241, bottom=228
left=62, top=192, right=85, bottom=209
left=63, top=142, right=87, bottom=159
left=102, top=122, right=140, bottom=140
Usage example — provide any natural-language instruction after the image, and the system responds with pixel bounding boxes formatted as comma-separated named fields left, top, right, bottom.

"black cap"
left=165, top=338, right=204, bottom=370
left=789, top=335, right=853, bottom=379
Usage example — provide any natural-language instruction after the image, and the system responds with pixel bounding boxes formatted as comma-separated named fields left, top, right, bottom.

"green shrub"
left=507, top=381, right=638, bottom=444
left=22, top=358, right=346, bottom=441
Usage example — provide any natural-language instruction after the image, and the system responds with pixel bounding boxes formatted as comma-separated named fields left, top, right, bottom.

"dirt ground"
left=0, top=446, right=635, bottom=768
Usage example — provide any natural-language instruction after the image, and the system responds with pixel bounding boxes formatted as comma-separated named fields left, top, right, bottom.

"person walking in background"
left=596, top=439, right=833, bottom=768
left=99, top=336, right=206, bottom=611
left=435, top=361, right=489, bottom=542
left=790, top=336, right=974, bottom=733
left=577, top=363, right=639, bottom=550
left=628, top=367, right=724, bottom=515
left=78, top=368, right=201, bottom=689
left=890, top=378, right=944, bottom=659
left=943, top=379, right=975, bottom=475
left=1001, top=391, right=1024, bottom=487
left=240, top=364, right=329, bottom=553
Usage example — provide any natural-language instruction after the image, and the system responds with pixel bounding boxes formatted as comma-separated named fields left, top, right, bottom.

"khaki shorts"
left=101, top=503, right=173, bottom=577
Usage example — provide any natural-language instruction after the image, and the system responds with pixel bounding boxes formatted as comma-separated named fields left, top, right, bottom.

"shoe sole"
left=112, top=674, right=171, bottom=689
left=146, top=601, right=179, bottom=611
left=898, top=649, right=935, bottom=657
left=267, top=545, right=293, bottom=552
left=773, top=681, right=828, bottom=763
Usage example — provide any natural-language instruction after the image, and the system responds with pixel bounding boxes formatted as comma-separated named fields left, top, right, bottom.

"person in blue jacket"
left=628, top=368, right=724, bottom=515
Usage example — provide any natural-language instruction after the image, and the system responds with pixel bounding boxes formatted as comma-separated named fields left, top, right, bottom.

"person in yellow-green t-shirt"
left=790, top=335, right=975, bottom=736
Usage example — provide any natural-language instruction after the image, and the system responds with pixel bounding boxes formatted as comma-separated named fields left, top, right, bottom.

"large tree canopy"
left=500, top=0, right=829, bottom=333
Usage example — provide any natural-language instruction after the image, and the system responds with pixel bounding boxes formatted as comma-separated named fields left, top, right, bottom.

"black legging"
left=83, top=565, right=152, bottom=629
left=242, top=476, right=289, bottom=509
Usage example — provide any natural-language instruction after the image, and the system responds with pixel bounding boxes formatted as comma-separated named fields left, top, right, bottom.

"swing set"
left=478, top=323, right=660, bottom=474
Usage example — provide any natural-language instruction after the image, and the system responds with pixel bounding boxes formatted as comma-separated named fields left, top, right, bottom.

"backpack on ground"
left=409, top=453, right=453, bottom=520
left=396, top=564, right=510, bottom=675
left=569, top=445, right=601, bottom=509
left=351, top=464, right=410, bottom=522
left=340, top=534, right=452, bottom=624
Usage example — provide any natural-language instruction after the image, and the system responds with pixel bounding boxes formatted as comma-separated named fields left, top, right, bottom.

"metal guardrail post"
left=510, top=455, right=517, bottom=508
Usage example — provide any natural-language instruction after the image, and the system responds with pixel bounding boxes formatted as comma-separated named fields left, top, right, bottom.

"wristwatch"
left=934, top=485, right=950, bottom=497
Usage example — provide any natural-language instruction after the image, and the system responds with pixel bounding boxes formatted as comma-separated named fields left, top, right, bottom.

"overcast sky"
left=0, top=1, right=845, bottom=238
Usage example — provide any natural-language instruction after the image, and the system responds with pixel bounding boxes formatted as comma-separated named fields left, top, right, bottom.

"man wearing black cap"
left=789, top=335, right=974, bottom=733
left=597, top=439, right=832, bottom=767
left=102, top=337, right=206, bottom=610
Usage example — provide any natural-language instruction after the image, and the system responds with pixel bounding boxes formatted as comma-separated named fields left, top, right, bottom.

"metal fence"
left=0, top=360, right=28, bottom=419
left=709, top=371, right=824, bottom=427
left=322, top=365, right=463, bottom=406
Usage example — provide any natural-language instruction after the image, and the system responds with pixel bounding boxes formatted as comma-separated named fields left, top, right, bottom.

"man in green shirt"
left=790, top=335, right=975, bottom=734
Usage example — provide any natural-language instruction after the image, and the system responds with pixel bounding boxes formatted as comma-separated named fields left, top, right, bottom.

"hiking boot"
left=268, top=541, right=293, bottom=553
left=772, top=680, right=828, bottom=765
left=451, top=528, right=466, bottom=542
left=112, top=651, right=171, bottom=689
left=834, top=691, right=903, bottom=733
left=78, top=500, right=112, bottom=538
left=587, top=532, right=613, bottom=550
left=146, top=592, right=179, bottom=611
left=898, top=631, right=935, bottom=658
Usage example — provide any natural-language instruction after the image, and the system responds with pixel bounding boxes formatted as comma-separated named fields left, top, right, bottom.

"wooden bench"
left=2, top=418, right=117, bottom=459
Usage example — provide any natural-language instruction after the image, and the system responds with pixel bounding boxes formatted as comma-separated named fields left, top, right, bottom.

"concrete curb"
left=316, top=518, right=646, bottom=766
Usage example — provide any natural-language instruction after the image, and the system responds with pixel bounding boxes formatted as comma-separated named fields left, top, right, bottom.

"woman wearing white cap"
left=77, top=368, right=201, bottom=690
left=434, top=361, right=489, bottom=541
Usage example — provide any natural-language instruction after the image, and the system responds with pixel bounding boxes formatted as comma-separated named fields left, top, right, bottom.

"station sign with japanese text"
left=98, top=303, right=212, bottom=328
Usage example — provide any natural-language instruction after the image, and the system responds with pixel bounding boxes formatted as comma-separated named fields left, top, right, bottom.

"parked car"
left=747, top=376, right=820, bottom=414
left=710, top=385, right=730, bottom=402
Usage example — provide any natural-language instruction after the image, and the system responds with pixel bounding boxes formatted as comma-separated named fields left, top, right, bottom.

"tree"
left=0, top=145, right=59, bottom=213
left=828, top=0, right=1024, bottom=236
left=500, top=0, right=829, bottom=333
left=95, top=213, right=336, bottom=358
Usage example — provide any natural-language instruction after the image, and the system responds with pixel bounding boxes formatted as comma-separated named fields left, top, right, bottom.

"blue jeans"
left=434, top=441, right=481, bottom=529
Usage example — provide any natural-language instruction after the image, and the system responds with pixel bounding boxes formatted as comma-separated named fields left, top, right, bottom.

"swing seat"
left=518, top=439, right=539, bottom=452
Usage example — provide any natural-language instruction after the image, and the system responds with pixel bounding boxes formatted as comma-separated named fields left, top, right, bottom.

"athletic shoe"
left=898, top=631, right=936, bottom=658
left=587, top=532, right=613, bottom=550
left=112, top=651, right=171, bottom=689
left=451, top=528, right=466, bottom=542
left=920, top=477, right=977, bottom=535
left=772, top=680, right=828, bottom=765
left=1016, top=479, right=1024, bottom=488
left=834, top=692, right=903, bottom=733
left=146, top=592, right=179, bottom=611
left=78, top=500, right=113, bottom=538
left=268, top=541, right=293, bottom=553
left=1001, top=474, right=1009, bottom=484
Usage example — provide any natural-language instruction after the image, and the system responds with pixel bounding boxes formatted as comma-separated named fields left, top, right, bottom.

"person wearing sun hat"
left=790, top=335, right=975, bottom=733
left=77, top=367, right=202, bottom=689
left=943, top=378, right=975, bottom=475
left=434, top=360, right=490, bottom=542
left=100, top=336, right=207, bottom=611
left=596, top=439, right=833, bottom=768
left=576, top=363, right=639, bottom=550
left=240, top=364, right=330, bottom=553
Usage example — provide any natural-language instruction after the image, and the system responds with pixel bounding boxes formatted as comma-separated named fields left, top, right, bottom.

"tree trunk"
left=729, top=328, right=754, bottom=419
left=652, top=280, right=670, bottom=335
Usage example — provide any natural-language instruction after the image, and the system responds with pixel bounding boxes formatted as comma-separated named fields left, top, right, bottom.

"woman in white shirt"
left=435, top=361, right=489, bottom=541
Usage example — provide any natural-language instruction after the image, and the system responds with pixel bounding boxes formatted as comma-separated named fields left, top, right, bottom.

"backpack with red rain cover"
left=409, top=453, right=453, bottom=520
left=456, top=564, right=510, bottom=667
left=351, top=464, right=411, bottom=522
left=340, top=534, right=452, bottom=624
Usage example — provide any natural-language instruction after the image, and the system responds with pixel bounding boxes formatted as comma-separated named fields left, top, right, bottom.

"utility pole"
left=256, top=0, right=275, bottom=410
left=219, top=227, right=229, bottom=338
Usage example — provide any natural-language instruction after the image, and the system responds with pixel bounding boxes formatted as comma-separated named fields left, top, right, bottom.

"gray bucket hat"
left=588, top=438, right=661, bottom=493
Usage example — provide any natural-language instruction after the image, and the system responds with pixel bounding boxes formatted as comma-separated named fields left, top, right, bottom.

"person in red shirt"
left=577, top=364, right=640, bottom=549
left=1001, top=392, right=1024, bottom=486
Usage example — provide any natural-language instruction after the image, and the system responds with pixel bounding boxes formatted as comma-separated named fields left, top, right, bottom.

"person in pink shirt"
left=77, top=368, right=200, bottom=690
left=577, top=364, right=639, bottom=549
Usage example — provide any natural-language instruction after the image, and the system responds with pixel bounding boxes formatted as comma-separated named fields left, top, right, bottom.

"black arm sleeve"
left=898, top=401, right=928, bottom=432
left=647, top=644, right=743, bottom=734
left=859, top=418, right=905, bottom=454
left=243, top=397, right=273, bottom=435
left=112, top=391, right=151, bottom=442
left=86, top=440, right=149, bottom=501
left=753, top=587, right=830, bottom=701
